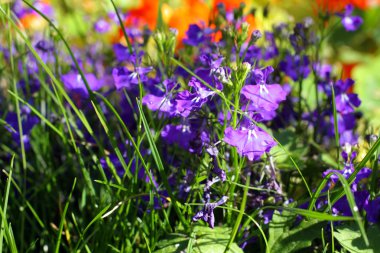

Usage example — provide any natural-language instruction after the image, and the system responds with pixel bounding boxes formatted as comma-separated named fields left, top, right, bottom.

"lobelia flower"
left=340, top=130, right=358, bottom=146
left=241, top=98, right=277, bottom=122
left=5, top=106, right=39, bottom=150
left=337, top=4, right=363, bottom=32
left=188, top=69, right=223, bottom=99
left=334, top=78, right=355, bottom=95
left=142, top=93, right=178, bottom=116
left=331, top=190, right=369, bottom=217
left=192, top=196, right=228, bottom=228
left=365, top=197, right=380, bottom=223
left=241, top=66, right=287, bottom=112
left=328, top=112, right=356, bottom=136
left=279, top=53, right=310, bottom=81
left=323, top=151, right=371, bottom=192
left=161, top=121, right=209, bottom=153
left=262, top=32, right=279, bottom=60
left=335, top=93, right=361, bottom=114
left=241, top=44, right=261, bottom=64
left=17, top=77, right=40, bottom=95
left=142, top=89, right=207, bottom=117
left=289, top=18, right=316, bottom=53
left=192, top=54, right=227, bottom=92
left=112, top=43, right=144, bottom=63
left=94, top=18, right=111, bottom=33
left=183, top=24, right=211, bottom=46
left=315, top=63, right=332, bottom=82
left=61, top=71, right=102, bottom=98
left=112, top=66, right=153, bottom=90
left=211, top=156, right=226, bottom=182
left=35, top=39, right=55, bottom=63
left=332, top=78, right=361, bottom=114
left=224, top=122, right=277, bottom=161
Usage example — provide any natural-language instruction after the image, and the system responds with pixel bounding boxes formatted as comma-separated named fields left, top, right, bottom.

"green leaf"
left=335, top=224, right=380, bottom=253
left=268, top=210, right=325, bottom=253
left=154, top=226, right=243, bottom=253
left=271, top=130, right=309, bottom=169
left=268, top=210, right=295, bottom=249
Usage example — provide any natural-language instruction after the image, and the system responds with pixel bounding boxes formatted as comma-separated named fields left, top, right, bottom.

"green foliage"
left=268, top=210, right=325, bottom=253
left=335, top=224, right=380, bottom=253
left=0, top=1, right=379, bottom=252
left=154, top=226, right=243, bottom=253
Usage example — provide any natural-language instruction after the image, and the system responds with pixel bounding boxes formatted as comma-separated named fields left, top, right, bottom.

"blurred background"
left=14, top=0, right=380, bottom=127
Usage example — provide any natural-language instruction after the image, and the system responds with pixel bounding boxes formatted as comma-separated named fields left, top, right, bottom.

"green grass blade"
left=0, top=155, right=15, bottom=252
left=109, top=0, right=133, bottom=54
left=55, top=178, right=77, bottom=253
left=7, top=90, right=66, bottom=140
left=137, top=101, right=189, bottom=228
left=74, top=204, right=112, bottom=252
left=1, top=169, right=45, bottom=228
left=225, top=172, right=250, bottom=252
left=310, top=171, right=368, bottom=245
left=331, top=83, right=340, bottom=165
left=329, top=137, right=380, bottom=216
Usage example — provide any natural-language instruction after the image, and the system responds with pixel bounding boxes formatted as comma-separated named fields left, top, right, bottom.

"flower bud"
left=251, top=29, right=262, bottom=43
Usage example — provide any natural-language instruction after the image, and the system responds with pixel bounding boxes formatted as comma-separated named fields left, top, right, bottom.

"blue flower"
left=192, top=196, right=228, bottom=228
left=224, top=123, right=276, bottom=161
left=338, top=4, right=363, bottom=32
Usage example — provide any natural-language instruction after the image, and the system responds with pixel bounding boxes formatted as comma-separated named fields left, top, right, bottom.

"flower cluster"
left=0, top=1, right=377, bottom=252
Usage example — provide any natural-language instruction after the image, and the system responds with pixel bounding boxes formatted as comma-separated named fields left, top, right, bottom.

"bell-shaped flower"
left=224, top=123, right=276, bottom=161
left=241, top=66, right=287, bottom=112
left=337, top=4, right=363, bottom=32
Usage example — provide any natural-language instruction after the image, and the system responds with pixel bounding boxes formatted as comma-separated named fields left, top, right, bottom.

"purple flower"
left=112, top=44, right=143, bottom=63
left=94, top=18, right=111, bottom=33
left=192, top=196, right=228, bottom=228
left=188, top=70, right=223, bottom=99
left=314, top=63, right=332, bottom=81
left=261, top=210, right=274, bottom=224
left=161, top=122, right=209, bottom=153
left=289, top=19, right=316, bottom=53
left=241, top=67, right=287, bottom=112
left=328, top=78, right=361, bottom=114
left=224, top=124, right=276, bottom=161
left=334, top=78, right=355, bottom=95
left=338, top=4, right=363, bottom=32
left=262, top=32, right=279, bottom=60
left=142, top=94, right=177, bottom=116
left=365, top=197, right=380, bottom=223
left=241, top=44, right=261, bottom=63
left=5, top=106, right=39, bottom=150
left=35, top=39, right=55, bottom=63
left=323, top=151, right=371, bottom=192
left=340, top=130, right=358, bottom=146
left=279, top=54, right=310, bottom=81
left=112, top=66, right=152, bottom=90
left=337, top=112, right=356, bottom=133
left=212, top=159, right=226, bottom=182
left=61, top=71, right=102, bottom=98
left=18, top=77, right=40, bottom=95
left=183, top=24, right=210, bottom=46
left=332, top=190, right=369, bottom=217
left=335, top=93, right=361, bottom=114
left=241, top=100, right=277, bottom=122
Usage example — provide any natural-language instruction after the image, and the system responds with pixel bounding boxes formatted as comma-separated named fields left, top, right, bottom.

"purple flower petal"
left=241, top=84, right=287, bottom=112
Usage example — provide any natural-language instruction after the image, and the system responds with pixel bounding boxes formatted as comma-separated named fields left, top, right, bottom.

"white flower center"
left=182, top=125, right=191, bottom=133
left=259, top=84, right=269, bottom=95
left=248, top=129, right=258, bottom=141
